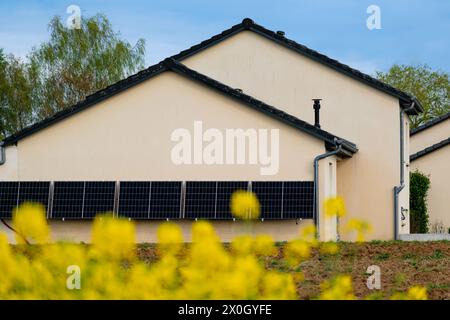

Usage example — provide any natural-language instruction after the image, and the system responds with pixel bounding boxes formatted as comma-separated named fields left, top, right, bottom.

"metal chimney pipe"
left=313, top=99, right=322, bottom=128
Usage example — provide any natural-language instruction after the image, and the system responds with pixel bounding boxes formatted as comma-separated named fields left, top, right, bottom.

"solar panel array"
left=0, top=181, right=313, bottom=220
left=117, top=181, right=182, bottom=219
left=0, top=182, right=50, bottom=218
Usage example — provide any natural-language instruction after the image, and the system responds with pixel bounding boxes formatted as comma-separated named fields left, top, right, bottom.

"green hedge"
left=410, top=170, right=431, bottom=233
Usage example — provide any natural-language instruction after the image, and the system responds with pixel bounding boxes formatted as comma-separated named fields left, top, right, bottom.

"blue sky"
left=0, top=0, right=449, bottom=75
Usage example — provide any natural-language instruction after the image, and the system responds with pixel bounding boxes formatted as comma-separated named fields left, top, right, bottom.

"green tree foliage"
left=29, top=14, right=145, bottom=119
left=0, top=50, right=33, bottom=139
left=0, top=14, right=145, bottom=138
left=376, top=64, right=450, bottom=128
left=410, top=170, right=431, bottom=233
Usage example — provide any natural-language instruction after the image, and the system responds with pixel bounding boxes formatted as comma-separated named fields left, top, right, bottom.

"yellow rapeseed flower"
left=284, top=240, right=311, bottom=266
left=391, top=286, right=428, bottom=300
left=231, top=235, right=254, bottom=256
left=319, top=275, right=355, bottom=300
left=230, top=190, right=260, bottom=220
left=90, top=214, right=136, bottom=260
left=254, top=235, right=277, bottom=256
left=406, top=286, right=427, bottom=300
left=12, top=203, right=50, bottom=244
left=324, top=196, right=346, bottom=217
left=157, top=222, right=183, bottom=254
left=320, top=242, right=339, bottom=255
left=345, top=219, right=372, bottom=242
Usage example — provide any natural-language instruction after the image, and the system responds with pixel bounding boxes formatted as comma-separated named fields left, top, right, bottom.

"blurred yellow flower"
left=231, top=235, right=254, bottom=256
left=391, top=286, right=428, bottom=300
left=91, top=214, right=136, bottom=260
left=324, top=197, right=346, bottom=217
left=406, top=286, right=428, bottom=300
left=300, top=224, right=317, bottom=242
left=157, top=222, right=183, bottom=254
left=231, top=234, right=276, bottom=257
left=261, top=271, right=296, bottom=299
left=13, top=203, right=50, bottom=244
left=284, top=240, right=311, bottom=266
left=230, top=190, right=260, bottom=220
left=0, top=195, right=428, bottom=300
left=254, top=235, right=277, bottom=256
left=320, top=242, right=339, bottom=255
left=319, top=275, right=355, bottom=300
left=192, top=220, right=219, bottom=243
left=345, top=218, right=372, bottom=242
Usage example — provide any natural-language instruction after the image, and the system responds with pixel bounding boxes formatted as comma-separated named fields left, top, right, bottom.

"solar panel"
left=282, top=181, right=314, bottom=219
left=184, top=181, right=217, bottom=219
left=83, top=182, right=116, bottom=219
left=149, top=181, right=182, bottom=219
left=117, top=182, right=151, bottom=219
left=18, top=181, right=50, bottom=214
left=0, top=182, right=19, bottom=218
left=251, top=181, right=283, bottom=219
left=216, top=181, right=248, bottom=219
left=52, top=182, right=84, bottom=219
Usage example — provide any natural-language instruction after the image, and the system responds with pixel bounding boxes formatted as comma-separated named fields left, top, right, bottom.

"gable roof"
left=2, top=58, right=357, bottom=156
left=172, top=18, right=423, bottom=115
left=410, top=136, right=450, bottom=161
left=410, top=112, right=450, bottom=136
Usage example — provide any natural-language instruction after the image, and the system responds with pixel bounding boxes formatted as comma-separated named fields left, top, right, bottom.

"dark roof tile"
left=410, top=112, right=450, bottom=136
left=410, top=137, right=450, bottom=161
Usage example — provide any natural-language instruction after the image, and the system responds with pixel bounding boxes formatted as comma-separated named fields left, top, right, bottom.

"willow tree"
left=376, top=64, right=450, bottom=128
left=29, top=14, right=146, bottom=120
left=0, top=50, right=33, bottom=139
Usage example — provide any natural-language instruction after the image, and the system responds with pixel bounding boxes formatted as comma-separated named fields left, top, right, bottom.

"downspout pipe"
left=313, top=140, right=343, bottom=240
left=393, top=102, right=415, bottom=240
left=0, top=142, right=5, bottom=166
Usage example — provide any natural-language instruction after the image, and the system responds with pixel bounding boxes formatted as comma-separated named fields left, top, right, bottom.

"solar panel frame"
left=117, top=181, right=151, bottom=219
left=51, top=181, right=85, bottom=219
left=282, top=181, right=314, bottom=219
left=251, top=181, right=283, bottom=219
left=17, top=181, right=51, bottom=215
left=215, top=181, right=249, bottom=219
left=148, top=181, right=182, bottom=219
left=83, top=181, right=116, bottom=219
left=0, top=181, right=19, bottom=218
left=184, top=181, right=217, bottom=219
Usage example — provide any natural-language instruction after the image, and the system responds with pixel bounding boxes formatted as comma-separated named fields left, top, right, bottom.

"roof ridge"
left=410, top=111, right=450, bottom=136
left=170, top=17, right=422, bottom=114
left=410, top=136, right=450, bottom=161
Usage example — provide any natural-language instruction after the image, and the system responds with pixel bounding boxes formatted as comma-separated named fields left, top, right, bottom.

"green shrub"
left=410, top=170, right=430, bottom=233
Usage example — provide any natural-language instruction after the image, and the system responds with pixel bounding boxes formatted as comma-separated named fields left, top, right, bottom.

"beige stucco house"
left=410, top=112, right=450, bottom=232
left=0, top=18, right=423, bottom=242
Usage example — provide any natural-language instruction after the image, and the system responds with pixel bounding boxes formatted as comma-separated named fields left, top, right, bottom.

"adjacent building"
left=410, top=112, right=450, bottom=233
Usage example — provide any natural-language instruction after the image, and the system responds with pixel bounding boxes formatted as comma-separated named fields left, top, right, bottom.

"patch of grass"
left=401, top=252, right=417, bottom=260
left=376, top=252, right=390, bottom=261
left=393, top=273, right=407, bottom=287
left=427, top=283, right=450, bottom=291
left=365, top=292, right=385, bottom=300
left=427, top=249, right=445, bottom=260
